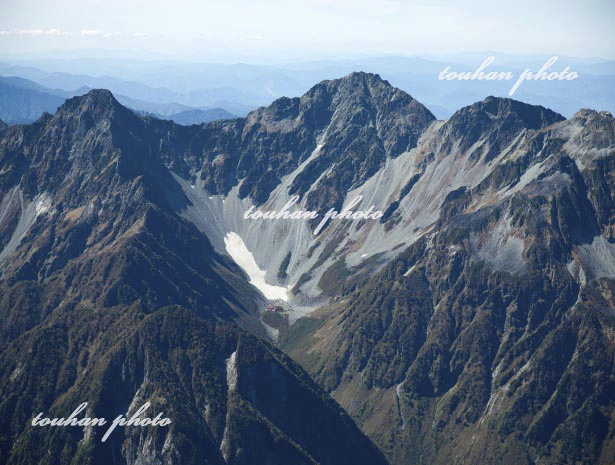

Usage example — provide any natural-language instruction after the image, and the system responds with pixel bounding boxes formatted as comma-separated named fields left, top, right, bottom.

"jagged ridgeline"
left=0, top=72, right=614, bottom=465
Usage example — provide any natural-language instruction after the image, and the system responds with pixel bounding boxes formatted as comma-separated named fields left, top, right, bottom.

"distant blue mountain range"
left=0, top=75, right=237, bottom=125
left=1, top=54, right=613, bottom=122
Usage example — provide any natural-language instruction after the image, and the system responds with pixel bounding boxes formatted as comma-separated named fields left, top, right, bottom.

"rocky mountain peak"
left=331, top=71, right=398, bottom=92
left=0, top=87, right=180, bottom=206
left=457, top=95, right=564, bottom=129
left=303, top=71, right=432, bottom=117
left=57, top=88, right=134, bottom=123
left=563, top=107, right=615, bottom=165
left=250, top=71, right=433, bottom=127
left=435, top=95, right=566, bottom=156
left=569, top=107, right=615, bottom=133
left=197, top=72, right=436, bottom=208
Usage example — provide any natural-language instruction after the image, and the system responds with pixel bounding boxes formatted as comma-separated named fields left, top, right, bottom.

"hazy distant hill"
left=166, top=108, right=236, bottom=125
left=0, top=76, right=239, bottom=125
left=0, top=77, right=69, bottom=123
left=2, top=55, right=613, bottom=118
left=0, top=62, right=257, bottom=116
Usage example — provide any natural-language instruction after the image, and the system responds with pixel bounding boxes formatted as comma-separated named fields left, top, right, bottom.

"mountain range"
left=0, top=72, right=613, bottom=465
left=2, top=55, right=614, bottom=119
left=0, top=76, right=237, bottom=125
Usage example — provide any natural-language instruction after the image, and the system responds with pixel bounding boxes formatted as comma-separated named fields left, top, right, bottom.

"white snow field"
left=224, top=231, right=289, bottom=301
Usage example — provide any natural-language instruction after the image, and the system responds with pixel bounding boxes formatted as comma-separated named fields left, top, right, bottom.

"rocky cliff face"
left=0, top=88, right=388, bottom=465
left=0, top=73, right=613, bottom=465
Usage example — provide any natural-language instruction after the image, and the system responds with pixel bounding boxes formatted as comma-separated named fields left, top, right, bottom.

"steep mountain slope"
left=0, top=89, right=389, bottom=465
left=0, top=304, right=388, bottom=465
left=281, top=100, right=615, bottom=464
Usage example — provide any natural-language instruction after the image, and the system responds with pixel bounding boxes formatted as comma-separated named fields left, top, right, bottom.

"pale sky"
left=0, top=0, right=613, bottom=60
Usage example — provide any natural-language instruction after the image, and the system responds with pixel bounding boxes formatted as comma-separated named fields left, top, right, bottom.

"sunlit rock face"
left=0, top=73, right=613, bottom=465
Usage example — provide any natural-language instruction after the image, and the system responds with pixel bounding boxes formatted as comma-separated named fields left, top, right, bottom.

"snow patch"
left=396, top=380, right=407, bottom=430
left=404, top=264, right=419, bottom=277
left=35, top=195, right=52, bottom=216
left=221, top=350, right=238, bottom=459
left=224, top=231, right=288, bottom=301
left=225, top=351, right=238, bottom=392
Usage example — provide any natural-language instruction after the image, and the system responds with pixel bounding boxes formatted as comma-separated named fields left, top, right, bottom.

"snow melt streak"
left=224, top=232, right=288, bottom=301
